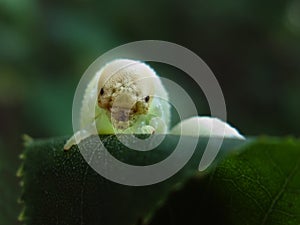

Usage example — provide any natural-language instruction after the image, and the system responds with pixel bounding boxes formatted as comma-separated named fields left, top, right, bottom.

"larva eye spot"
left=145, top=96, right=150, bottom=102
left=100, top=88, right=104, bottom=96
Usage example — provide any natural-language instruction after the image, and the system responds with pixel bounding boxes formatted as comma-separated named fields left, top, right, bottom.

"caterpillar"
left=64, top=59, right=244, bottom=150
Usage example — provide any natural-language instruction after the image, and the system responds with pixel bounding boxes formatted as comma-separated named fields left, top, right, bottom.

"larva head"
left=97, top=59, right=157, bottom=129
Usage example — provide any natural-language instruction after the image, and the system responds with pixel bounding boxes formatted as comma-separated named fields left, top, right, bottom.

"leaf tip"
left=22, top=134, right=34, bottom=147
left=18, top=207, right=25, bottom=222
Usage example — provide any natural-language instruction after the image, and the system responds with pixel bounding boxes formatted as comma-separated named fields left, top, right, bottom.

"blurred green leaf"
left=23, top=78, right=75, bottom=136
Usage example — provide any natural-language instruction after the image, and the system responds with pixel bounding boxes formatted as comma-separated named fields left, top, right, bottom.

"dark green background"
left=0, top=0, right=300, bottom=224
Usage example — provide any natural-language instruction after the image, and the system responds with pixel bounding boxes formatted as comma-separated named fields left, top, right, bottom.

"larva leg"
left=123, top=117, right=166, bottom=135
left=122, top=124, right=155, bottom=134
left=124, top=117, right=166, bottom=134
left=64, top=122, right=99, bottom=150
left=149, top=117, right=167, bottom=134
left=139, top=125, right=155, bottom=134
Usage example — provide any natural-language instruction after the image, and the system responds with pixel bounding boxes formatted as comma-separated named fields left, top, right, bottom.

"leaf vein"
left=261, top=159, right=299, bottom=225
left=221, top=177, right=265, bottom=213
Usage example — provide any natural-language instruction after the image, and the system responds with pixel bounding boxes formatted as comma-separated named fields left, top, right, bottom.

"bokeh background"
left=1, top=0, right=300, bottom=224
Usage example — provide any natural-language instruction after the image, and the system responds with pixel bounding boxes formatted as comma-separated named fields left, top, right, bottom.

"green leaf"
left=18, top=135, right=245, bottom=225
left=147, top=137, right=300, bottom=225
left=18, top=136, right=300, bottom=225
left=0, top=139, right=20, bottom=225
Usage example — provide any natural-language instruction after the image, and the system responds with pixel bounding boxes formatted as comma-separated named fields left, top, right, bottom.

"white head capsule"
left=96, top=60, right=159, bottom=129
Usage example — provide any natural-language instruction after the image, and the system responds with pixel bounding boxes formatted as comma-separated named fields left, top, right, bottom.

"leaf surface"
left=19, top=136, right=300, bottom=225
